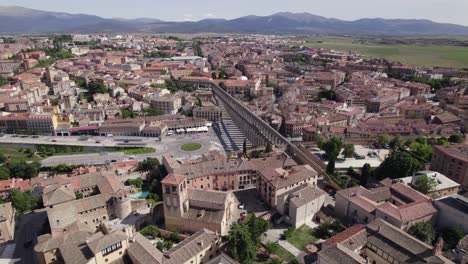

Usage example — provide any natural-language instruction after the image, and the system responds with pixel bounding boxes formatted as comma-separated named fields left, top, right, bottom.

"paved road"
left=14, top=210, right=48, bottom=264
left=40, top=133, right=225, bottom=167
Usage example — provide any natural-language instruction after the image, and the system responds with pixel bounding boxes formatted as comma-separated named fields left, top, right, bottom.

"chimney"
left=433, top=237, right=444, bottom=256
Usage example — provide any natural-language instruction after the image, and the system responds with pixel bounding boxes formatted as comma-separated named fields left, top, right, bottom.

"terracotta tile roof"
left=324, top=224, right=366, bottom=245
left=161, top=174, right=186, bottom=185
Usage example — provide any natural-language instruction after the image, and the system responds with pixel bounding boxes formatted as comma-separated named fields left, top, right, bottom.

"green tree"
left=409, top=142, right=433, bottom=161
left=321, top=137, right=343, bottom=174
left=377, top=134, right=391, bottom=147
left=408, top=222, right=435, bottom=245
left=156, top=241, right=164, bottom=251
left=139, top=225, right=160, bottom=238
left=128, top=177, right=143, bottom=188
left=0, top=167, right=10, bottom=180
left=0, top=153, right=7, bottom=164
left=218, top=67, right=228, bottom=79
left=9, top=160, right=41, bottom=179
left=246, top=213, right=269, bottom=242
left=313, top=221, right=345, bottom=239
left=449, top=134, right=464, bottom=144
left=226, top=223, right=257, bottom=264
left=415, top=136, right=427, bottom=145
left=137, top=158, right=160, bottom=172
left=169, top=232, right=182, bottom=243
left=375, top=151, right=422, bottom=179
left=0, top=75, right=11, bottom=86
left=317, top=89, right=337, bottom=101
left=390, top=134, right=403, bottom=149
left=9, top=189, right=38, bottom=215
left=86, top=80, right=108, bottom=95
left=413, top=175, right=438, bottom=194
left=52, top=163, right=73, bottom=174
left=50, top=98, right=60, bottom=106
left=75, top=193, right=83, bottom=199
left=361, top=163, right=371, bottom=186
left=264, top=241, right=279, bottom=255
left=342, top=144, right=355, bottom=158
left=436, top=137, right=449, bottom=146
left=440, top=227, right=464, bottom=250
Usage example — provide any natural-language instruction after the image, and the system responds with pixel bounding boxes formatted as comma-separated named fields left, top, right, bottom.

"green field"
left=180, top=143, right=202, bottom=151
left=299, top=37, right=468, bottom=68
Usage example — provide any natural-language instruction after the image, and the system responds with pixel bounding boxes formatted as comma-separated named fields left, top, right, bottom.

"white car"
left=238, top=204, right=245, bottom=209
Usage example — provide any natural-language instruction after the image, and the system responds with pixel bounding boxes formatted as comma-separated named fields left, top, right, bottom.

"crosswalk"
left=214, top=99, right=252, bottom=152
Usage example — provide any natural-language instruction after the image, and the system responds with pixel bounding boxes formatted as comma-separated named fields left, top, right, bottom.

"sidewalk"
left=278, top=240, right=302, bottom=257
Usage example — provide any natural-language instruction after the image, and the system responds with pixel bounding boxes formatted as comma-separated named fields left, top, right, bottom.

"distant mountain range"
left=1, top=6, right=468, bottom=36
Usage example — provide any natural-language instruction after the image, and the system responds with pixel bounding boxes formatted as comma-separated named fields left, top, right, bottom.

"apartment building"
left=149, top=95, right=182, bottom=115
left=0, top=112, right=57, bottom=134
left=431, top=144, right=468, bottom=189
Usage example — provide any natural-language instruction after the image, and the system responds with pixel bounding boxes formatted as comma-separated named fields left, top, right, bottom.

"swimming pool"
left=131, top=191, right=149, bottom=199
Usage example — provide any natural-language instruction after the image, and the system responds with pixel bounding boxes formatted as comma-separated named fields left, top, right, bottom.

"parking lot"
left=234, top=188, right=270, bottom=217
left=310, top=144, right=390, bottom=171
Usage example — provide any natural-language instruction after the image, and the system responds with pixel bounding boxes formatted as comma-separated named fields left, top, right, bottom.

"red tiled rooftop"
left=161, top=174, right=186, bottom=185
left=324, top=224, right=366, bottom=245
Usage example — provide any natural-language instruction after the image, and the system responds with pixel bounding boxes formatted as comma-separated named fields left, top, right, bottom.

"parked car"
left=353, top=153, right=366, bottom=159
left=324, top=185, right=337, bottom=196
left=238, top=203, right=245, bottom=209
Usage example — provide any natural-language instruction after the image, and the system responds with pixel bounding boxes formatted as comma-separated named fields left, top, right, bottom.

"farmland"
left=297, top=37, right=468, bottom=68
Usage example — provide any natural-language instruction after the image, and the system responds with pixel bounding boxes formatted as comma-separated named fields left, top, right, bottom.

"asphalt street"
left=35, top=132, right=225, bottom=167
left=13, top=210, right=48, bottom=264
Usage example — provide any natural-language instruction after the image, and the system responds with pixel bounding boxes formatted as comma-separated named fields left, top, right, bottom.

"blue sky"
left=2, top=0, right=468, bottom=25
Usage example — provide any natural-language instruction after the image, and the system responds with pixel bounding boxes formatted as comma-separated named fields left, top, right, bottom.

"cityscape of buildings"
left=0, top=28, right=467, bottom=264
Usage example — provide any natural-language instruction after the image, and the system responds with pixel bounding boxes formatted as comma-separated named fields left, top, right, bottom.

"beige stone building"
left=162, top=151, right=324, bottom=230
left=161, top=174, right=239, bottom=236
left=0, top=202, right=15, bottom=244
left=128, top=229, right=223, bottom=264
left=35, top=171, right=150, bottom=264
left=335, top=181, right=437, bottom=230
left=318, top=218, right=453, bottom=264
left=35, top=230, right=128, bottom=264
left=150, top=95, right=182, bottom=115
left=276, top=183, right=326, bottom=227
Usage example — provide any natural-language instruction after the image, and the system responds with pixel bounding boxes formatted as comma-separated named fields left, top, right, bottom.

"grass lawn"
left=117, top=147, right=156, bottom=155
left=286, top=225, right=318, bottom=251
left=297, top=37, right=468, bottom=68
left=0, top=145, right=41, bottom=162
left=0, top=145, right=156, bottom=162
left=271, top=245, right=295, bottom=262
left=180, top=143, right=202, bottom=151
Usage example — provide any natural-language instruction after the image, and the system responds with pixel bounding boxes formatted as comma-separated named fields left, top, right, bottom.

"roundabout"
left=180, top=143, right=203, bottom=152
